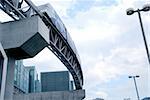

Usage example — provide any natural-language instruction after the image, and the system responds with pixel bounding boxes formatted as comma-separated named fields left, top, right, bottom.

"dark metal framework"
left=48, top=26, right=83, bottom=89
left=0, top=0, right=83, bottom=89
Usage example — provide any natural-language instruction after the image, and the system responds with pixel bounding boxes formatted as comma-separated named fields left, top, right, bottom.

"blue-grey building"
left=25, top=66, right=40, bottom=93
left=14, top=60, right=29, bottom=94
left=41, top=71, right=74, bottom=92
left=14, top=60, right=41, bottom=94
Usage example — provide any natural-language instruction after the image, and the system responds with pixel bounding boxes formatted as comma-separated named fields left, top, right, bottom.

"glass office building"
left=14, top=60, right=29, bottom=94
left=41, top=71, right=74, bottom=92
left=14, top=60, right=41, bottom=94
left=24, top=66, right=40, bottom=93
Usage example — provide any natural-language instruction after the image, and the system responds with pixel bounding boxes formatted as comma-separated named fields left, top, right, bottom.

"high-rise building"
left=14, top=60, right=41, bottom=94
left=14, top=60, right=29, bottom=94
left=26, top=66, right=37, bottom=93
left=41, top=71, right=74, bottom=92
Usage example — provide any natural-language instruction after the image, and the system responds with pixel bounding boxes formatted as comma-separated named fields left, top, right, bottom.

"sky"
left=0, top=0, right=150, bottom=100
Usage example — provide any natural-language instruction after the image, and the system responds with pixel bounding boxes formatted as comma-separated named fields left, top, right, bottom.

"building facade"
left=41, top=71, right=74, bottom=92
left=14, top=60, right=29, bottom=94
left=14, top=60, right=41, bottom=94
left=24, top=66, right=41, bottom=93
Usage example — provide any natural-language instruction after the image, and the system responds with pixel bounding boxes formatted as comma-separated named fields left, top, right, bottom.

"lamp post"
left=128, top=75, right=140, bottom=100
left=126, top=4, right=150, bottom=65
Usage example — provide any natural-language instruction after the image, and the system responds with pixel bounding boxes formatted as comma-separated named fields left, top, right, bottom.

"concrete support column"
left=4, top=56, right=15, bottom=100
left=0, top=16, right=49, bottom=100
left=0, top=43, right=8, bottom=100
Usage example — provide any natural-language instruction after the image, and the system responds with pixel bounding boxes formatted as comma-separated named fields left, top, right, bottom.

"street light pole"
left=126, top=5, right=150, bottom=65
left=133, top=76, right=140, bottom=100
left=129, top=76, right=140, bottom=100
left=137, top=9, right=150, bottom=64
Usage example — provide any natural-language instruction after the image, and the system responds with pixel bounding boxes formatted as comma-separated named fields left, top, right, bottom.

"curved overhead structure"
left=38, top=4, right=83, bottom=90
left=0, top=0, right=83, bottom=89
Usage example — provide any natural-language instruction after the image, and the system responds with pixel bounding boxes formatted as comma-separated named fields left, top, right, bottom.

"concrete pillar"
left=0, top=43, right=8, bottom=100
left=4, top=56, right=15, bottom=100
left=0, top=16, right=49, bottom=100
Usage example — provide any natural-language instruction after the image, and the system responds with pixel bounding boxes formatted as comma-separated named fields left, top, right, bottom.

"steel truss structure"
left=48, top=26, right=83, bottom=89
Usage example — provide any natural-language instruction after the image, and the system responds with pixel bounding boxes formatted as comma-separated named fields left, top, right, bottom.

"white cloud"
left=84, top=47, right=146, bottom=82
left=64, top=5, right=122, bottom=42
left=83, top=46, right=148, bottom=99
left=61, top=0, right=150, bottom=46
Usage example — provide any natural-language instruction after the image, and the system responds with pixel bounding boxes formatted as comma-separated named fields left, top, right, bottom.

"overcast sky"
left=1, top=0, right=149, bottom=99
